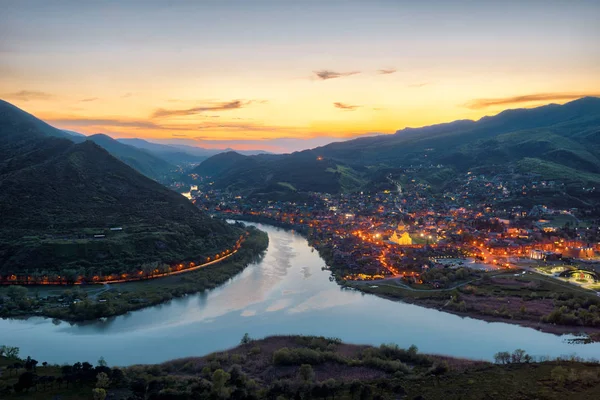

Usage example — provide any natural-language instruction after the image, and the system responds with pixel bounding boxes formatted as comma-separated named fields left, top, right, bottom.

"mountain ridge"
left=196, top=97, right=600, bottom=201
left=0, top=100, right=241, bottom=274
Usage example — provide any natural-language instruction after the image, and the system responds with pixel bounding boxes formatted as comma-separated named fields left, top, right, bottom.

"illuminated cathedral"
left=389, top=222, right=413, bottom=245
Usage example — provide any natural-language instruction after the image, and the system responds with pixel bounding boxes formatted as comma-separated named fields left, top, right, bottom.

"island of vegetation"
left=2, top=335, right=600, bottom=399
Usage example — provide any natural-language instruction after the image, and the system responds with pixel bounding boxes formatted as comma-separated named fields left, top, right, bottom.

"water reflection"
left=1, top=223, right=600, bottom=365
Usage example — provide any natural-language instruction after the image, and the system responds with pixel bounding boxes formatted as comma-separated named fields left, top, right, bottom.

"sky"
left=1, top=0, right=600, bottom=153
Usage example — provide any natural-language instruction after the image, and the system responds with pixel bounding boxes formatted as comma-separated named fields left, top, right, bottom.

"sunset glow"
left=2, top=1, right=600, bottom=152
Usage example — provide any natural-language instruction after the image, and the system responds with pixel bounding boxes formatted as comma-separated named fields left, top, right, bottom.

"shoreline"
left=226, top=214, right=600, bottom=342
left=362, top=288, right=600, bottom=339
left=0, top=227, right=269, bottom=323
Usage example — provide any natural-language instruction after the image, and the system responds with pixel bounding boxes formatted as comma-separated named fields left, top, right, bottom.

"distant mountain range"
left=314, top=96, right=600, bottom=169
left=196, top=97, right=600, bottom=202
left=0, top=99, right=240, bottom=273
left=58, top=131, right=270, bottom=180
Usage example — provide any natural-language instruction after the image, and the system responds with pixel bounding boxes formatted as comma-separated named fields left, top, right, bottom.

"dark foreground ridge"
left=2, top=335, right=600, bottom=399
left=0, top=99, right=242, bottom=277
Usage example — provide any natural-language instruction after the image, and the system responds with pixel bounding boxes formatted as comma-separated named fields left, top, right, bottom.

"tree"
left=228, top=364, right=247, bottom=387
left=1, top=346, right=19, bottom=359
left=349, top=380, right=363, bottom=399
left=110, top=367, right=126, bottom=386
left=493, top=351, right=511, bottom=364
left=240, top=332, right=252, bottom=345
left=298, top=364, right=314, bottom=383
left=7, top=286, right=28, bottom=301
left=92, top=387, right=107, bottom=400
left=212, top=369, right=231, bottom=398
left=407, top=344, right=419, bottom=356
left=16, top=371, right=37, bottom=392
left=96, top=372, right=111, bottom=389
left=25, top=356, right=38, bottom=371
left=511, top=349, right=526, bottom=363
left=97, top=356, right=108, bottom=367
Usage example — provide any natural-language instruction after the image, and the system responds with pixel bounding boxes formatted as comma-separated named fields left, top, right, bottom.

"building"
left=389, top=223, right=413, bottom=245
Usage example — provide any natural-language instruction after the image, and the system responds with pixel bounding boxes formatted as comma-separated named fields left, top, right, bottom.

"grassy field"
left=349, top=270, right=600, bottom=337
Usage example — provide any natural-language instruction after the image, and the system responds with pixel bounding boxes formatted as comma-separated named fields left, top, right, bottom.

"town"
left=191, top=167, right=600, bottom=293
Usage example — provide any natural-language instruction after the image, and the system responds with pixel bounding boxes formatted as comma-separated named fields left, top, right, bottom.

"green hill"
left=85, top=134, right=176, bottom=181
left=198, top=97, right=600, bottom=202
left=0, top=100, right=241, bottom=276
left=194, top=151, right=366, bottom=195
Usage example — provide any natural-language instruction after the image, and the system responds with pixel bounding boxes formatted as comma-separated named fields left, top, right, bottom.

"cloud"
left=194, top=121, right=287, bottom=132
left=465, top=92, right=600, bottom=109
left=314, top=70, right=360, bottom=80
left=45, top=117, right=186, bottom=130
left=407, top=82, right=429, bottom=88
left=151, top=100, right=259, bottom=118
left=377, top=68, right=397, bottom=75
left=3, top=90, right=53, bottom=101
left=79, top=97, right=98, bottom=102
left=333, top=102, right=360, bottom=111
left=121, top=93, right=132, bottom=98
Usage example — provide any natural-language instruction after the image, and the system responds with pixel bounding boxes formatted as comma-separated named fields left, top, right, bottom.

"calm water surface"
left=1, top=223, right=599, bottom=365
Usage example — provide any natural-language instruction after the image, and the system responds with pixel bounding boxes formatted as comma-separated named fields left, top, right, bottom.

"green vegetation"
left=83, top=134, right=177, bottom=182
left=3, top=336, right=600, bottom=399
left=0, top=100, right=243, bottom=277
left=0, top=228, right=268, bottom=321
left=349, top=271, right=600, bottom=338
left=276, top=181, right=297, bottom=191
left=194, top=151, right=366, bottom=195
left=196, top=97, right=600, bottom=207
left=517, top=158, right=600, bottom=186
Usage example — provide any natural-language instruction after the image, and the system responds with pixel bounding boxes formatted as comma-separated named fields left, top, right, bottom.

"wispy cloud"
left=333, top=102, right=360, bottom=111
left=377, top=68, right=397, bottom=75
left=151, top=100, right=263, bottom=118
left=3, top=90, right=53, bottom=101
left=314, top=70, right=360, bottom=80
left=407, top=82, right=429, bottom=88
left=45, top=117, right=186, bottom=130
left=121, top=93, right=132, bottom=98
left=194, top=121, right=286, bottom=132
left=465, top=92, right=600, bottom=109
left=79, top=97, right=98, bottom=102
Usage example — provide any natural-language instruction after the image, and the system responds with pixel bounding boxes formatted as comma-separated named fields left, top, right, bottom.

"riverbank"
left=225, top=214, right=600, bottom=341
left=2, top=335, right=600, bottom=399
left=349, top=273, right=600, bottom=341
left=0, top=227, right=268, bottom=322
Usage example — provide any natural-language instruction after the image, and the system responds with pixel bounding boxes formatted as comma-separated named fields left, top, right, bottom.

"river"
left=1, top=222, right=599, bottom=366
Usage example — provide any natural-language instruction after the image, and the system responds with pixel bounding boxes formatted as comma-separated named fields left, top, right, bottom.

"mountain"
left=117, top=138, right=211, bottom=165
left=194, top=151, right=249, bottom=176
left=62, top=129, right=86, bottom=137
left=198, top=97, right=600, bottom=200
left=83, top=134, right=176, bottom=181
left=194, top=151, right=366, bottom=197
left=315, top=97, right=600, bottom=168
left=0, top=99, right=241, bottom=274
left=118, top=138, right=273, bottom=166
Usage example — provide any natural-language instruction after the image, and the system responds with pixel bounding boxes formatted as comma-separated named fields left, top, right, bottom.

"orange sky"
left=1, top=1, right=599, bottom=152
